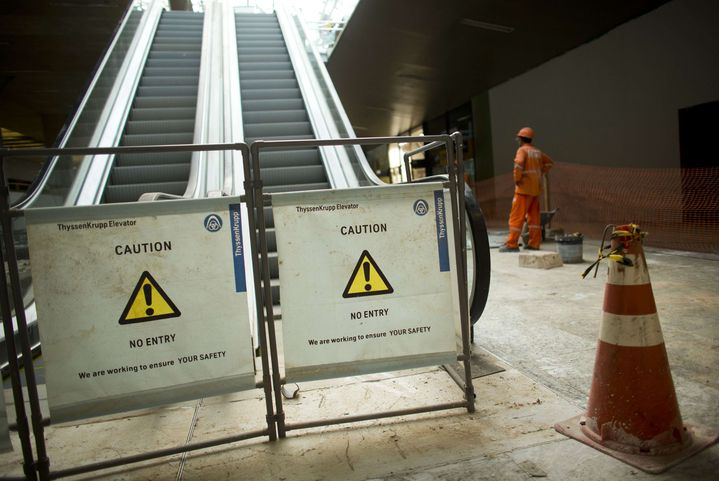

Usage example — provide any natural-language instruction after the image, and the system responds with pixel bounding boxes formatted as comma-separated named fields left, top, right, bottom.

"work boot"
left=499, top=245, right=519, bottom=253
left=524, top=245, right=540, bottom=251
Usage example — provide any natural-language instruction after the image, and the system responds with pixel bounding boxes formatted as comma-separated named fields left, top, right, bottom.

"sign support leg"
left=0, top=155, right=45, bottom=480
left=448, top=134, right=476, bottom=412
left=239, top=144, right=277, bottom=441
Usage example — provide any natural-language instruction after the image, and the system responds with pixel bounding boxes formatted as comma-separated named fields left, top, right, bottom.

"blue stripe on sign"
left=229, top=204, right=246, bottom=292
left=434, top=190, right=450, bottom=272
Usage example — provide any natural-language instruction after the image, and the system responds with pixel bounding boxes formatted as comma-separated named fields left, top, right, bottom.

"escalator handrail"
left=186, top=2, right=221, bottom=199
left=11, top=1, right=156, bottom=211
left=275, top=4, right=359, bottom=189
left=76, top=0, right=164, bottom=206
left=273, top=6, right=490, bottom=324
left=222, top=0, right=246, bottom=197
left=404, top=171, right=492, bottom=324
left=280, top=6, right=384, bottom=187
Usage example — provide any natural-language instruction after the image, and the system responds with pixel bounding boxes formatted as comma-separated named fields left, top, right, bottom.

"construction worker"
left=499, top=127, right=554, bottom=252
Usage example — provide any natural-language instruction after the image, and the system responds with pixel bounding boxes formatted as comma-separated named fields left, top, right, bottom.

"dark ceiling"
left=0, top=0, right=131, bottom=145
left=326, top=0, right=669, bottom=137
left=0, top=0, right=670, bottom=146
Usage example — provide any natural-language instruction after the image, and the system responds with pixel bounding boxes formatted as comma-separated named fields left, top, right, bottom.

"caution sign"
left=272, top=183, right=459, bottom=382
left=119, top=271, right=181, bottom=324
left=24, top=198, right=256, bottom=423
left=342, top=250, right=393, bottom=298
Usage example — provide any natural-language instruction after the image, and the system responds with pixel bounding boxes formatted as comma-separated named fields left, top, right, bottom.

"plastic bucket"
left=556, top=234, right=583, bottom=263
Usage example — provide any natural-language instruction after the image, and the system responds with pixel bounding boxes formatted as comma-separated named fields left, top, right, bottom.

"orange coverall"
left=505, top=144, right=554, bottom=249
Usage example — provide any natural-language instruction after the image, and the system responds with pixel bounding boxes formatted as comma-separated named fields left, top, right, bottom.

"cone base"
left=554, top=414, right=719, bottom=474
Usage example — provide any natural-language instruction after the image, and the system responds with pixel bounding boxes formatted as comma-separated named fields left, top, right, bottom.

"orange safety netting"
left=471, top=162, right=719, bottom=254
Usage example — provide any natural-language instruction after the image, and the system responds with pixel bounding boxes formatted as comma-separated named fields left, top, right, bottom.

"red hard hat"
left=517, top=127, right=534, bottom=139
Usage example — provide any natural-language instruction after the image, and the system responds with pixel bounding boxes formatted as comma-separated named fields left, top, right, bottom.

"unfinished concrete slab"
left=0, top=233, right=715, bottom=480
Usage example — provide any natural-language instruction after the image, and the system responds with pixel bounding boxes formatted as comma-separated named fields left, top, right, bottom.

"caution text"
left=129, top=333, right=176, bottom=348
left=350, top=308, right=389, bottom=320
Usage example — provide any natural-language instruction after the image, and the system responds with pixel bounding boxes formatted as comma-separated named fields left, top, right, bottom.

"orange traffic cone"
left=555, top=224, right=718, bottom=473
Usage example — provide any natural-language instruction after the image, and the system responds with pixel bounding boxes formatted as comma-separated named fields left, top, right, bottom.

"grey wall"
left=488, top=0, right=719, bottom=173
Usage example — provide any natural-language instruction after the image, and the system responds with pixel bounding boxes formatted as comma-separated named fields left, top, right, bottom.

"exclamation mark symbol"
left=143, top=283, right=154, bottom=316
left=363, top=261, right=371, bottom=291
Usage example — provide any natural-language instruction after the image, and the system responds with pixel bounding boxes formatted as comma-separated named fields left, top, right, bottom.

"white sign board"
left=272, top=183, right=459, bottom=382
left=26, top=198, right=256, bottom=422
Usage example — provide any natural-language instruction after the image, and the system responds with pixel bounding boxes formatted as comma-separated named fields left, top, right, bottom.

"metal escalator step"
left=238, top=53, right=290, bottom=63
left=259, top=277, right=281, bottom=306
left=264, top=182, right=331, bottom=194
left=144, top=59, right=201, bottom=69
left=150, top=38, right=202, bottom=45
left=137, top=85, right=198, bottom=97
left=235, top=20, right=280, bottom=27
left=240, top=78, right=297, bottom=90
left=155, top=26, right=203, bottom=32
left=271, top=278, right=280, bottom=305
left=241, top=98, right=304, bottom=111
left=265, top=227, right=277, bottom=253
left=122, top=132, right=194, bottom=146
left=239, top=69, right=294, bottom=80
left=244, top=121, right=313, bottom=138
left=155, top=28, right=203, bottom=35
left=243, top=110, right=307, bottom=124
left=147, top=51, right=201, bottom=61
left=143, top=67, right=199, bottom=77
left=129, top=107, right=196, bottom=121
left=159, top=14, right=203, bottom=19
left=148, top=46, right=201, bottom=54
left=235, top=35, right=283, bottom=43
left=111, top=163, right=191, bottom=185
left=157, top=22, right=203, bottom=28
left=134, top=96, right=197, bottom=108
left=235, top=47, right=287, bottom=56
left=238, top=61, right=292, bottom=71
left=267, top=252, right=279, bottom=279
left=257, top=149, right=321, bottom=168
left=235, top=16, right=277, bottom=22
left=104, top=181, right=187, bottom=204
left=156, top=26, right=203, bottom=33
left=240, top=88, right=301, bottom=100
left=244, top=134, right=314, bottom=143
left=262, top=206, right=274, bottom=228
left=235, top=24, right=281, bottom=31
left=115, top=151, right=191, bottom=167
left=260, top=165, right=327, bottom=186
left=125, top=119, right=195, bottom=135
left=140, top=76, right=198, bottom=87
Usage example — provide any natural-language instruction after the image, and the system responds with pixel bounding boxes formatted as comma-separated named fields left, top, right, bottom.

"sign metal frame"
left=249, top=133, right=475, bottom=439
left=0, top=142, right=276, bottom=481
left=0, top=134, right=477, bottom=479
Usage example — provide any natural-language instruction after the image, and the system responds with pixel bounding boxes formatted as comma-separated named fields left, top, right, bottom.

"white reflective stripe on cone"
left=600, top=312, right=664, bottom=347
left=606, top=254, right=651, bottom=286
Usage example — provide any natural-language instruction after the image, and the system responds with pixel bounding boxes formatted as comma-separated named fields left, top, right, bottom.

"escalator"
left=2, top=2, right=489, bottom=372
left=235, top=12, right=332, bottom=315
left=235, top=13, right=329, bottom=193
left=1, top=5, right=207, bottom=370
left=103, top=10, right=204, bottom=203
left=234, top=8, right=490, bottom=323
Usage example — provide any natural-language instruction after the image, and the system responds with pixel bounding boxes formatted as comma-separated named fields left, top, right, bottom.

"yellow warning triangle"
left=119, top=271, right=181, bottom=325
left=342, top=250, right=393, bottom=298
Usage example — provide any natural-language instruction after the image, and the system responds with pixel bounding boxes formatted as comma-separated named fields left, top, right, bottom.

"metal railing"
left=0, top=135, right=481, bottom=480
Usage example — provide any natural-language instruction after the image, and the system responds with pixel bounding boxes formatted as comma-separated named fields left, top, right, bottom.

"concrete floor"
left=0, top=232, right=717, bottom=480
